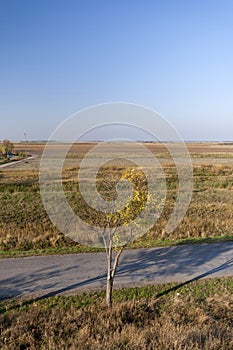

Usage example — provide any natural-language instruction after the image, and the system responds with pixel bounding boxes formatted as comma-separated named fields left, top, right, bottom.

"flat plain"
left=1, top=142, right=233, bottom=256
left=1, top=142, right=233, bottom=349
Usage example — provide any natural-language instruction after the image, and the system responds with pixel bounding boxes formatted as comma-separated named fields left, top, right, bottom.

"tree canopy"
left=0, top=139, right=14, bottom=157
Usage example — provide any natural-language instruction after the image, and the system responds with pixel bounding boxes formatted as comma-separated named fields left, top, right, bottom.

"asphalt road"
left=0, top=155, right=37, bottom=169
left=0, top=242, right=233, bottom=301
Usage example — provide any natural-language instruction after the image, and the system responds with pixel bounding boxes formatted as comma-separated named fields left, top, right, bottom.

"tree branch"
left=111, top=244, right=126, bottom=279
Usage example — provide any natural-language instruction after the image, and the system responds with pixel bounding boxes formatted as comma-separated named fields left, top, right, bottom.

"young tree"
left=0, top=139, right=14, bottom=158
left=93, top=167, right=154, bottom=307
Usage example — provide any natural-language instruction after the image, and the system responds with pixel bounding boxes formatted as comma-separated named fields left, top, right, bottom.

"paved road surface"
left=0, top=242, right=233, bottom=300
left=0, top=156, right=37, bottom=169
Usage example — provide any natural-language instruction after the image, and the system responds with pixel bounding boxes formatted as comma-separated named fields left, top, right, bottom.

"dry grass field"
left=0, top=277, right=232, bottom=349
left=1, top=143, right=233, bottom=349
left=0, top=142, right=233, bottom=255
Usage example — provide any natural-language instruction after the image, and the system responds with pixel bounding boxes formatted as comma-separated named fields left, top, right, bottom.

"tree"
left=0, top=139, right=14, bottom=158
left=92, top=167, right=154, bottom=307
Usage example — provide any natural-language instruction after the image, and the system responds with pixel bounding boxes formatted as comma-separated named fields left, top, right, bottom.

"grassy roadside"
left=0, top=234, right=233, bottom=259
left=1, top=277, right=232, bottom=349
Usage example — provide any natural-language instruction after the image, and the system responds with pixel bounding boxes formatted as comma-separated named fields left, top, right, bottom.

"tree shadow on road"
left=155, top=256, right=233, bottom=298
left=117, top=242, right=233, bottom=282
left=0, top=242, right=233, bottom=311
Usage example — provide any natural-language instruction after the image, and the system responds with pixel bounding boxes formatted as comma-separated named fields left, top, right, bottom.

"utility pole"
left=24, top=132, right=27, bottom=158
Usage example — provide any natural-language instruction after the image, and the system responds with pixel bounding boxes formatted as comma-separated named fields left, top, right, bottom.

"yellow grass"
left=0, top=143, right=233, bottom=253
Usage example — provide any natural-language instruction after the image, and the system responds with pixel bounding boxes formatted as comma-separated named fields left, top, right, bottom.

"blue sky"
left=0, top=0, right=233, bottom=141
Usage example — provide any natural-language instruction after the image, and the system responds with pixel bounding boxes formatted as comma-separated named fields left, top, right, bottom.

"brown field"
left=1, top=144, right=233, bottom=349
left=0, top=142, right=233, bottom=254
left=0, top=277, right=232, bottom=349
left=12, top=141, right=233, bottom=156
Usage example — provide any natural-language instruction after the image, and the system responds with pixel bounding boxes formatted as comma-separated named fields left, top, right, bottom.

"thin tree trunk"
left=106, top=247, right=124, bottom=307
left=106, top=275, right=113, bottom=307
left=106, top=253, right=113, bottom=307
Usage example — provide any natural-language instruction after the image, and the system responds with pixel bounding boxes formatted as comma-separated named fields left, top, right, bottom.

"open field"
left=1, top=143, right=233, bottom=349
left=12, top=141, right=233, bottom=155
left=0, top=277, right=232, bottom=349
left=0, top=142, right=233, bottom=256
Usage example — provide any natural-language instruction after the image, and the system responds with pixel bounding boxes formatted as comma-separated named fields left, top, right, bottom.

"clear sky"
left=0, top=0, right=233, bottom=141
